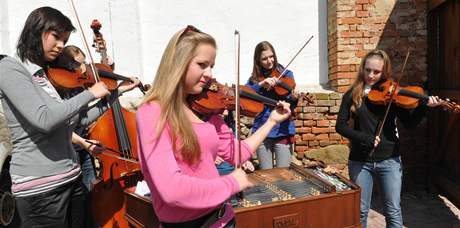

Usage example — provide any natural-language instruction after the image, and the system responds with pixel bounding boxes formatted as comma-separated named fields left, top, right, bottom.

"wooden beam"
left=429, top=0, right=448, bottom=11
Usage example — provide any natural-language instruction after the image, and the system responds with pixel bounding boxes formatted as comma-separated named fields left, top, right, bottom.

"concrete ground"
left=368, top=191, right=460, bottom=228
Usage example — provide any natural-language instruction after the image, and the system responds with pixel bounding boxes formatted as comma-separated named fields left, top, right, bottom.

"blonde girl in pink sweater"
left=136, top=25, right=291, bottom=227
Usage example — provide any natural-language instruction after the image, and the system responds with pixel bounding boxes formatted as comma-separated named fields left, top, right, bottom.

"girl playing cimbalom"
left=136, top=26, right=291, bottom=227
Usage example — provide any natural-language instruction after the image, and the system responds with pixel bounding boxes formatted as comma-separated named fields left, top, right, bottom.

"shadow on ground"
left=369, top=190, right=460, bottom=228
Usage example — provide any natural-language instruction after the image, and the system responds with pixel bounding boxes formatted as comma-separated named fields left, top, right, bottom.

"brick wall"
left=294, top=93, right=347, bottom=157
left=327, top=0, right=428, bottom=92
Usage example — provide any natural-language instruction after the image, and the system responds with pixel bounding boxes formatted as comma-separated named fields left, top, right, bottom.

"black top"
left=335, top=89, right=427, bottom=162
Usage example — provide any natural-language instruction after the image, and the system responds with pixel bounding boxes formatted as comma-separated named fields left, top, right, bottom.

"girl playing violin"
left=335, top=49, right=442, bottom=228
left=0, top=7, right=134, bottom=227
left=245, top=41, right=300, bottom=169
left=136, top=25, right=291, bottom=227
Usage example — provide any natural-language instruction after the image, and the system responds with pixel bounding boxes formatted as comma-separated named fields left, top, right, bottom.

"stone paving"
left=368, top=191, right=460, bottom=228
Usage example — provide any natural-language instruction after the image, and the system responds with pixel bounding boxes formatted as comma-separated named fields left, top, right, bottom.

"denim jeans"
left=256, top=138, right=292, bottom=169
left=348, top=156, right=403, bottom=228
left=77, top=149, right=97, bottom=228
left=77, top=149, right=96, bottom=191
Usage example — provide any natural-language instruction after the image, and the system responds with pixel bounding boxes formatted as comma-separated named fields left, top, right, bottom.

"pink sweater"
left=136, top=102, right=253, bottom=223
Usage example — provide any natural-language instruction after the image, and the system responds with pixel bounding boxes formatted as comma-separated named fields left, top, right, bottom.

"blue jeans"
left=77, top=149, right=96, bottom=191
left=348, top=156, right=403, bottom=228
left=256, top=138, right=292, bottom=169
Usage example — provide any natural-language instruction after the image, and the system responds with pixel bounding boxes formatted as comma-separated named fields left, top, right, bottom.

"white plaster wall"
left=1, top=0, right=328, bottom=96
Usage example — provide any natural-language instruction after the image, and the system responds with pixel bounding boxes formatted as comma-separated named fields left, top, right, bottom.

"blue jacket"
left=245, top=64, right=296, bottom=138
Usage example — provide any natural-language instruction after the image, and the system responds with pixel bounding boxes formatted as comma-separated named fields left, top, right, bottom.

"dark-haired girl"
left=0, top=7, right=111, bottom=227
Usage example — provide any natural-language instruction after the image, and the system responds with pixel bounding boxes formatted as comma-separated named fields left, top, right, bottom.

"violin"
left=48, top=63, right=149, bottom=92
left=261, top=67, right=315, bottom=106
left=262, top=67, right=297, bottom=97
left=368, top=78, right=460, bottom=112
left=47, top=63, right=115, bottom=90
left=188, top=78, right=281, bottom=117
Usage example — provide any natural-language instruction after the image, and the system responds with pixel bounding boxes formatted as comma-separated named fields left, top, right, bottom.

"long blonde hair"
left=141, top=26, right=216, bottom=164
left=349, top=49, right=392, bottom=112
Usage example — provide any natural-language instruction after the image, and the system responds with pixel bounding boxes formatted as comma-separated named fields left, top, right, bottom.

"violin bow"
left=369, top=49, right=411, bottom=157
left=68, top=0, right=103, bottom=85
left=275, top=35, right=313, bottom=80
left=234, top=30, right=242, bottom=169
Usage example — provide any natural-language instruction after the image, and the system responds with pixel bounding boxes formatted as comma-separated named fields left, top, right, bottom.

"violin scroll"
left=299, top=92, right=314, bottom=106
left=90, top=20, right=106, bottom=53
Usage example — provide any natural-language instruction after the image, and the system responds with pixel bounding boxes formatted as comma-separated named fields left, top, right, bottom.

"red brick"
left=326, top=114, right=338, bottom=120
left=329, top=133, right=342, bottom=140
left=302, top=133, right=315, bottom=141
left=337, top=44, right=363, bottom=51
left=297, top=127, right=312, bottom=133
left=295, top=137, right=307, bottom=145
left=303, top=120, right=315, bottom=127
left=316, top=134, right=329, bottom=140
left=338, top=18, right=362, bottom=25
left=303, top=106, right=316, bottom=113
left=316, top=107, right=329, bottom=113
left=295, top=146, right=307, bottom=153
left=309, top=141, right=319, bottom=147
left=340, top=31, right=362, bottom=38
left=337, top=65, right=352, bottom=71
left=312, top=127, right=330, bottom=134
left=337, top=86, right=349, bottom=93
left=356, top=50, right=368, bottom=58
left=317, top=120, right=330, bottom=127
left=295, top=120, right=303, bottom=127
left=356, top=10, right=369, bottom=17
left=337, top=72, right=356, bottom=79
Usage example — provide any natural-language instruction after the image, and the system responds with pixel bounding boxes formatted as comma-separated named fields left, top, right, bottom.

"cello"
left=87, top=19, right=144, bottom=228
